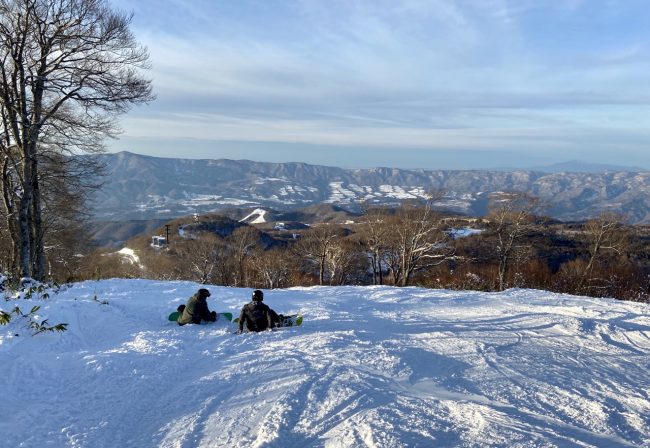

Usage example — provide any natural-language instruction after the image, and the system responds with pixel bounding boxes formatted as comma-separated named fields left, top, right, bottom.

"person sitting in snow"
left=236, top=289, right=279, bottom=333
left=177, top=288, right=217, bottom=326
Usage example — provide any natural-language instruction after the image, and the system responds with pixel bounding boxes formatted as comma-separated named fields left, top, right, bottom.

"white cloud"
left=112, top=0, right=650, bottom=167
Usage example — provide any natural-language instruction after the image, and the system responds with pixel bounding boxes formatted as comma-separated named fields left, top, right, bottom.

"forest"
left=64, top=195, right=650, bottom=304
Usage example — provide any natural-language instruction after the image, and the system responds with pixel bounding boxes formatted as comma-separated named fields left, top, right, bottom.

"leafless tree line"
left=81, top=194, right=648, bottom=303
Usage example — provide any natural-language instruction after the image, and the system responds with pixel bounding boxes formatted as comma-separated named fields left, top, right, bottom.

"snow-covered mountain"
left=1, top=280, right=648, bottom=447
left=91, top=151, right=650, bottom=223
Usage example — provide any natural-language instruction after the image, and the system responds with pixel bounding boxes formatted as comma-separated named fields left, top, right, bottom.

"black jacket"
left=177, top=293, right=216, bottom=326
left=238, top=301, right=279, bottom=332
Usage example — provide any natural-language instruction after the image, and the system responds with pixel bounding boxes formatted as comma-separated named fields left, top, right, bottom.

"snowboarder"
left=236, top=289, right=279, bottom=333
left=177, top=288, right=217, bottom=326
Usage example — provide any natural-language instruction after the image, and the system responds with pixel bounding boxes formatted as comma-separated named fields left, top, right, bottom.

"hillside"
left=89, top=219, right=171, bottom=247
left=1, top=280, right=649, bottom=447
left=90, top=152, right=650, bottom=224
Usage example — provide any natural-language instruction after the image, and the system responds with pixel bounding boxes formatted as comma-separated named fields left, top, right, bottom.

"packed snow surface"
left=1, top=280, right=649, bottom=447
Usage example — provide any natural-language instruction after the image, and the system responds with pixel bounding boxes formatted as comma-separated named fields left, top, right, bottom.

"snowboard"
left=278, top=313, right=303, bottom=327
left=233, top=313, right=303, bottom=328
left=168, top=311, right=233, bottom=322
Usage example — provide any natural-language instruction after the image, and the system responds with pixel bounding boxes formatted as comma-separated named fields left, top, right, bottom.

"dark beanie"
left=198, top=288, right=211, bottom=298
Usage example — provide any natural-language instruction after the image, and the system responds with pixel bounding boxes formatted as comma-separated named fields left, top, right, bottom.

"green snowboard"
left=169, top=311, right=233, bottom=322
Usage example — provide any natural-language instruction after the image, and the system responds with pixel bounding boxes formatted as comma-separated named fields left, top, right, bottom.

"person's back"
left=238, top=290, right=279, bottom=333
left=178, top=288, right=217, bottom=326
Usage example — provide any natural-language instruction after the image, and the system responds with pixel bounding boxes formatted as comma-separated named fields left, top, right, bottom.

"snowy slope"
left=1, top=280, right=649, bottom=448
left=240, top=208, right=268, bottom=224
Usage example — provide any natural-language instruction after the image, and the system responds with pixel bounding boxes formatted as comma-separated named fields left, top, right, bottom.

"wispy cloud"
left=110, top=0, right=650, bottom=168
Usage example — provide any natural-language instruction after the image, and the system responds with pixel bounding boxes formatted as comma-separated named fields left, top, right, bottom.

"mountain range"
left=91, top=151, right=650, bottom=224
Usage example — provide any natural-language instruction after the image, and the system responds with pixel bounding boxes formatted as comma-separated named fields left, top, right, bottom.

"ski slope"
left=1, top=280, right=649, bottom=447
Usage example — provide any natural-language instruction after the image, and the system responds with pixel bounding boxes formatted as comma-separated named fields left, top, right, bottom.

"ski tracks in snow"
left=1, top=281, right=649, bottom=447
left=159, top=287, right=649, bottom=447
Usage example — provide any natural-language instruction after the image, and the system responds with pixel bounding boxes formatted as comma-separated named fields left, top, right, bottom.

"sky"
left=108, top=0, right=650, bottom=170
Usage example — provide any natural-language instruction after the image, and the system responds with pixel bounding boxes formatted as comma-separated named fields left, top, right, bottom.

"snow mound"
left=117, top=247, right=141, bottom=265
left=1, top=281, right=649, bottom=447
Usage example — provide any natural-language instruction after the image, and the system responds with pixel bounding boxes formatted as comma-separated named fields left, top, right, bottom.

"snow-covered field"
left=1, top=280, right=649, bottom=447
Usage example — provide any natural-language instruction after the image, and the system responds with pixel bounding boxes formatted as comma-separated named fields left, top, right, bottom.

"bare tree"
left=383, top=201, right=454, bottom=287
left=227, top=226, right=259, bottom=287
left=0, top=0, right=153, bottom=279
left=250, top=247, right=293, bottom=289
left=175, top=235, right=223, bottom=284
left=326, top=237, right=365, bottom=285
left=38, top=152, right=104, bottom=279
left=45, top=219, right=93, bottom=282
left=1, top=148, right=20, bottom=272
left=578, top=212, right=628, bottom=293
left=488, top=192, right=539, bottom=291
left=357, top=207, right=389, bottom=285
left=293, top=224, right=343, bottom=285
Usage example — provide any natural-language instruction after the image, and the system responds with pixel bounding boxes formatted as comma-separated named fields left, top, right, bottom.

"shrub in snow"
left=0, top=305, right=67, bottom=335
left=440, top=271, right=492, bottom=291
left=0, top=273, right=19, bottom=296
left=19, top=277, right=37, bottom=289
left=0, top=280, right=68, bottom=336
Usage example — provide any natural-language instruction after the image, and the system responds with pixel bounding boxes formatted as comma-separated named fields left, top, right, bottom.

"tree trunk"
left=400, top=271, right=412, bottom=287
left=319, top=257, right=325, bottom=286
left=498, top=255, right=508, bottom=291
left=18, top=155, right=32, bottom=278
left=1, top=157, right=19, bottom=274
left=578, top=234, right=603, bottom=293
left=370, top=253, right=378, bottom=285
left=31, top=162, right=45, bottom=280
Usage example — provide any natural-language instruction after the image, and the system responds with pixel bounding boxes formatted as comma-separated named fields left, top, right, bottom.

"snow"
left=240, top=208, right=268, bottom=224
left=326, top=182, right=358, bottom=203
left=254, top=177, right=291, bottom=185
left=117, top=247, right=141, bottom=265
left=449, top=227, right=484, bottom=239
left=1, top=280, right=649, bottom=447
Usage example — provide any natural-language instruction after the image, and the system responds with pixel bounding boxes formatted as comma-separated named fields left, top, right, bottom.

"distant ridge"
left=90, top=151, right=650, bottom=224
left=528, top=160, right=646, bottom=173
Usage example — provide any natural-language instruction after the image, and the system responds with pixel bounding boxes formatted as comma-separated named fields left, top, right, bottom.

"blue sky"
left=109, top=0, right=650, bottom=169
